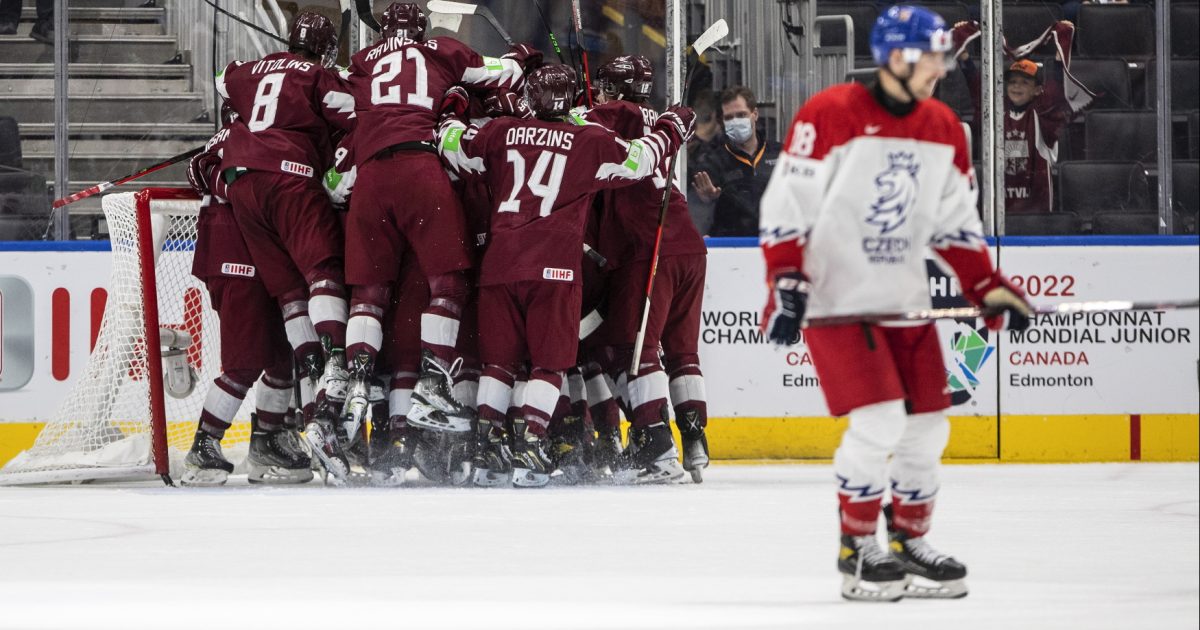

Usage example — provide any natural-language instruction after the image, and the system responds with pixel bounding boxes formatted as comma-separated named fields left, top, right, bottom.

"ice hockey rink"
left=0, top=463, right=1195, bottom=630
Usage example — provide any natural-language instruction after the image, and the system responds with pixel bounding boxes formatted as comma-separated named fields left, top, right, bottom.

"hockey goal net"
left=0, top=188, right=256, bottom=485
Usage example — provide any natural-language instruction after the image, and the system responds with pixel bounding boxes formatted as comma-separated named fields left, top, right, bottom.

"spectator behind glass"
left=688, top=86, right=781, bottom=237
left=959, top=41, right=1072, bottom=214
left=685, top=90, right=723, bottom=234
left=0, top=0, right=53, bottom=43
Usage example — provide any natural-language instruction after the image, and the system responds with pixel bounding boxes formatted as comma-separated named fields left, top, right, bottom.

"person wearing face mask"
left=689, top=86, right=782, bottom=236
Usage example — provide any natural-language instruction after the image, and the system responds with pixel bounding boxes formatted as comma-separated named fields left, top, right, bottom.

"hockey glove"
left=186, top=149, right=221, bottom=196
left=483, top=88, right=532, bottom=119
left=655, top=105, right=697, bottom=145
left=439, top=86, right=471, bottom=121
left=502, top=43, right=543, bottom=73
left=764, top=272, right=809, bottom=346
left=976, top=273, right=1032, bottom=332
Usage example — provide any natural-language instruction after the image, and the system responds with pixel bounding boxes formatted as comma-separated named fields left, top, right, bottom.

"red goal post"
left=0, top=188, right=256, bottom=485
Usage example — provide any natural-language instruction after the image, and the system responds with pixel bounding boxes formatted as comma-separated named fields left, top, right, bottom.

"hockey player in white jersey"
left=759, top=5, right=1032, bottom=601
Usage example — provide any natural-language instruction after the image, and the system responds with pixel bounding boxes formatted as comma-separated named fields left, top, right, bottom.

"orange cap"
left=1006, top=59, right=1041, bottom=83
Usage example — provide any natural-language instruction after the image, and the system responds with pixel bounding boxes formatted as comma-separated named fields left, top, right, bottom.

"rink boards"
left=1, top=239, right=1197, bottom=464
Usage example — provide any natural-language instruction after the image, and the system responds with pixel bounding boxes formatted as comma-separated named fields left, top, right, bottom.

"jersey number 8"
left=249, top=73, right=285, bottom=132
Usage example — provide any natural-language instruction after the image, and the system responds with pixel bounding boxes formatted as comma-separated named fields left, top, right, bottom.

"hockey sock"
left=522, top=368, right=564, bottom=438
left=583, top=361, right=620, bottom=431
left=477, top=365, right=516, bottom=429
left=453, top=366, right=480, bottom=411
left=346, top=284, right=391, bottom=363
left=667, top=360, right=707, bottom=431
left=889, top=500, right=935, bottom=538
left=838, top=496, right=884, bottom=537
left=422, top=271, right=468, bottom=367
left=548, top=385, right=572, bottom=438
left=625, top=369, right=670, bottom=430
left=254, top=369, right=293, bottom=432
left=833, top=400, right=909, bottom=536
left=389, top=369, right=418, bottom=424
left=308, top=275, right=348, bottom=349
left=197, top=369, right=258, bottom=439
left=280, top=292, right=321, bottom=369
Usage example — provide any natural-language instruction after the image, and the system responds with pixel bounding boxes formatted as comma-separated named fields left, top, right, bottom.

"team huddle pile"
left=181, top=0, right=1040, bottom=603
left=182, top=4, right=707, bottom=493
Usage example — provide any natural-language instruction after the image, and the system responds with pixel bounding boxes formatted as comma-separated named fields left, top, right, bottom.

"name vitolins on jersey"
left=863, top=152, right=919, bottom=265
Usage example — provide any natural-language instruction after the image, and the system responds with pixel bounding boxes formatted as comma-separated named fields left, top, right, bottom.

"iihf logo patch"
left=866, top=152, right=920, bottom=235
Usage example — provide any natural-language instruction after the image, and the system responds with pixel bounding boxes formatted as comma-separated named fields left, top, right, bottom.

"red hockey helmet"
left=289, top=11, right=338, bottom=68
left=525, top=64, right=577, bottom=118
left=381, top=2, right=427, bottom=41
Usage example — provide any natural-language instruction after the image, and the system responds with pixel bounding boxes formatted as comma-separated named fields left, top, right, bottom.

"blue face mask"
left=725, top=117, right=753, bottom=144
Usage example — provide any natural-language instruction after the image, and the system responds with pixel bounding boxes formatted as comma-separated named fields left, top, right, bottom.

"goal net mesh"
left=0, top=189, right=255, bottom=484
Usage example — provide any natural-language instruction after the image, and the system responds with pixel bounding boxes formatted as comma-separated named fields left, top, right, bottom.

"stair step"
left=26, top=153, right=190, bottom=183
left=19, top=122, right=214, bottom=137
left=11, top=20, right=164, bottom=36
left=0, top=35, right=179, bottom=64
left=23, top=136, right=204, bottom=155
left=21, top=0, right=145, bottom=7
left=19, top=6, right=164, bottom=22
left=0, top=63, right=193, bottom=95
left=4, top=94, right=208, bottom=124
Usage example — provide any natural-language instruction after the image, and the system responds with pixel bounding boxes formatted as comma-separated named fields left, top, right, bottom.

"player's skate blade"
left=303, top=422, right=350, bottom=487
left=180, top=467, right=229, bottom=487
left=472, top=467, right=510, bottom=487
left=511, top=467, right=550, bottom=487
left=841, top=574, right=906, bottom=602
left=901, top=575, right=968, bottom=599
left=247, top=462, right=313, bottom=485
left=612, top=423, right=685, bottom=485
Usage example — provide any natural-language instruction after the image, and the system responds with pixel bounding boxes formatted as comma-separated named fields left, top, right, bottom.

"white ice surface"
left=0, top=463, right=1196, bottom=630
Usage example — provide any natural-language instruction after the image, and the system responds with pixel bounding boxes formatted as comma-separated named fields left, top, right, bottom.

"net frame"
left=0, top=188, right=255, bottom=485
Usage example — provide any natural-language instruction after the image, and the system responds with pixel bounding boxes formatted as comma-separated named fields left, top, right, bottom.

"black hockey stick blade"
left=356, top=0, right=380, bottom=32
left=202, top=0, right=288, bottom=45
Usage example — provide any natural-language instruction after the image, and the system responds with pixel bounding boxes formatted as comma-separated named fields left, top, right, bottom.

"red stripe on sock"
left=52, top=288, right=70, bottom=381
left=1130, top=414, right=1141, bottom=461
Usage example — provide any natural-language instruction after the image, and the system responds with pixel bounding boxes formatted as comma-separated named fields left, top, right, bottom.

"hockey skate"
left=510, top=420, right=554, bottom=488
left=613, top=422, right=684, bottom=485
left=838, top=534, right=907, bottom=602
left=592, top=426, right=623, bottom=480
left=369, top=424, right=414, bottom=487
left=181, top=430, right=233, bottom=487
left=303, top=418, right=350, bottom=487
left=408, top=350, right=475, bottom=433
left=677, top=410, right=710, bottom=483
left=884, top=505, right=969, bottom=599
left=247, top=414, right=314, bottom=485
left=471, top=423, right=513, bottom=487
left=338, top=352, right=375, bottom=449
left=549, top=418, right=596, bottom=486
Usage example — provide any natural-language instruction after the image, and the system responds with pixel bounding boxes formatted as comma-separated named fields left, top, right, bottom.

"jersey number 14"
left=499, top=150, right=567, bottom=217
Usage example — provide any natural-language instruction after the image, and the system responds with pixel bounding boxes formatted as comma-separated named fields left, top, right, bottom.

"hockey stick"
left=569, top=0, right=594, bottom=107
left=530, top=0, right=567, bottom=64
left=51, top=147, right=203, bottom=209
left=202, top=0, right=288, bottom=46
left=629, top=19, right=729, bottom=376
left=356, top=0, right=380, bottom=33
left=426, top=1, right=515, bottom=46
left=803, top=299, right=1200, bottom=328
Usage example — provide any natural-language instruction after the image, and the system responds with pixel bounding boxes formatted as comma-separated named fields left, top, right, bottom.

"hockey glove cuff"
left=439, top=86, right=471, bottom=121
left=764, top=271, right=809, bottom=346
left=186, top=150, right=221, bottom=196
left=977, top=273, right=1032, bottom=332
left=655, top=105, right=696, bottom=145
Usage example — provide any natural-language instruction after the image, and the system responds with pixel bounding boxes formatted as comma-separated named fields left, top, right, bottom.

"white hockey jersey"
left=760, top=82, right=996, bottom=319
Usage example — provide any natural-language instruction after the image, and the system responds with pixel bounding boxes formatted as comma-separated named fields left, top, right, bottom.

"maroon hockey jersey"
left=344, top=35, right=525, bottom=162
left=192, top=123, right=256, bottom=283
left=582, top=100, right=706, bottom=268
left=215, top=52, right=356, bottom=178
left=437, top=115, right=684, bottom=286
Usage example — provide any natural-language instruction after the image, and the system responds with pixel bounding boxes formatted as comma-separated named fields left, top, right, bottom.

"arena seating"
left=1002, top=3, right=1063, bottom=48
left=1076, top=4, right=1156, bottom=59
left=1173, top=2, right=1200, bottom=58
left=1058, top=161, right=1152, bottom=231
left=1006, top=212, right=1080, bottom=236
left=1085, top=111, right=1158, bottom=161
left=1069, top=58, right=1135, bottom=110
